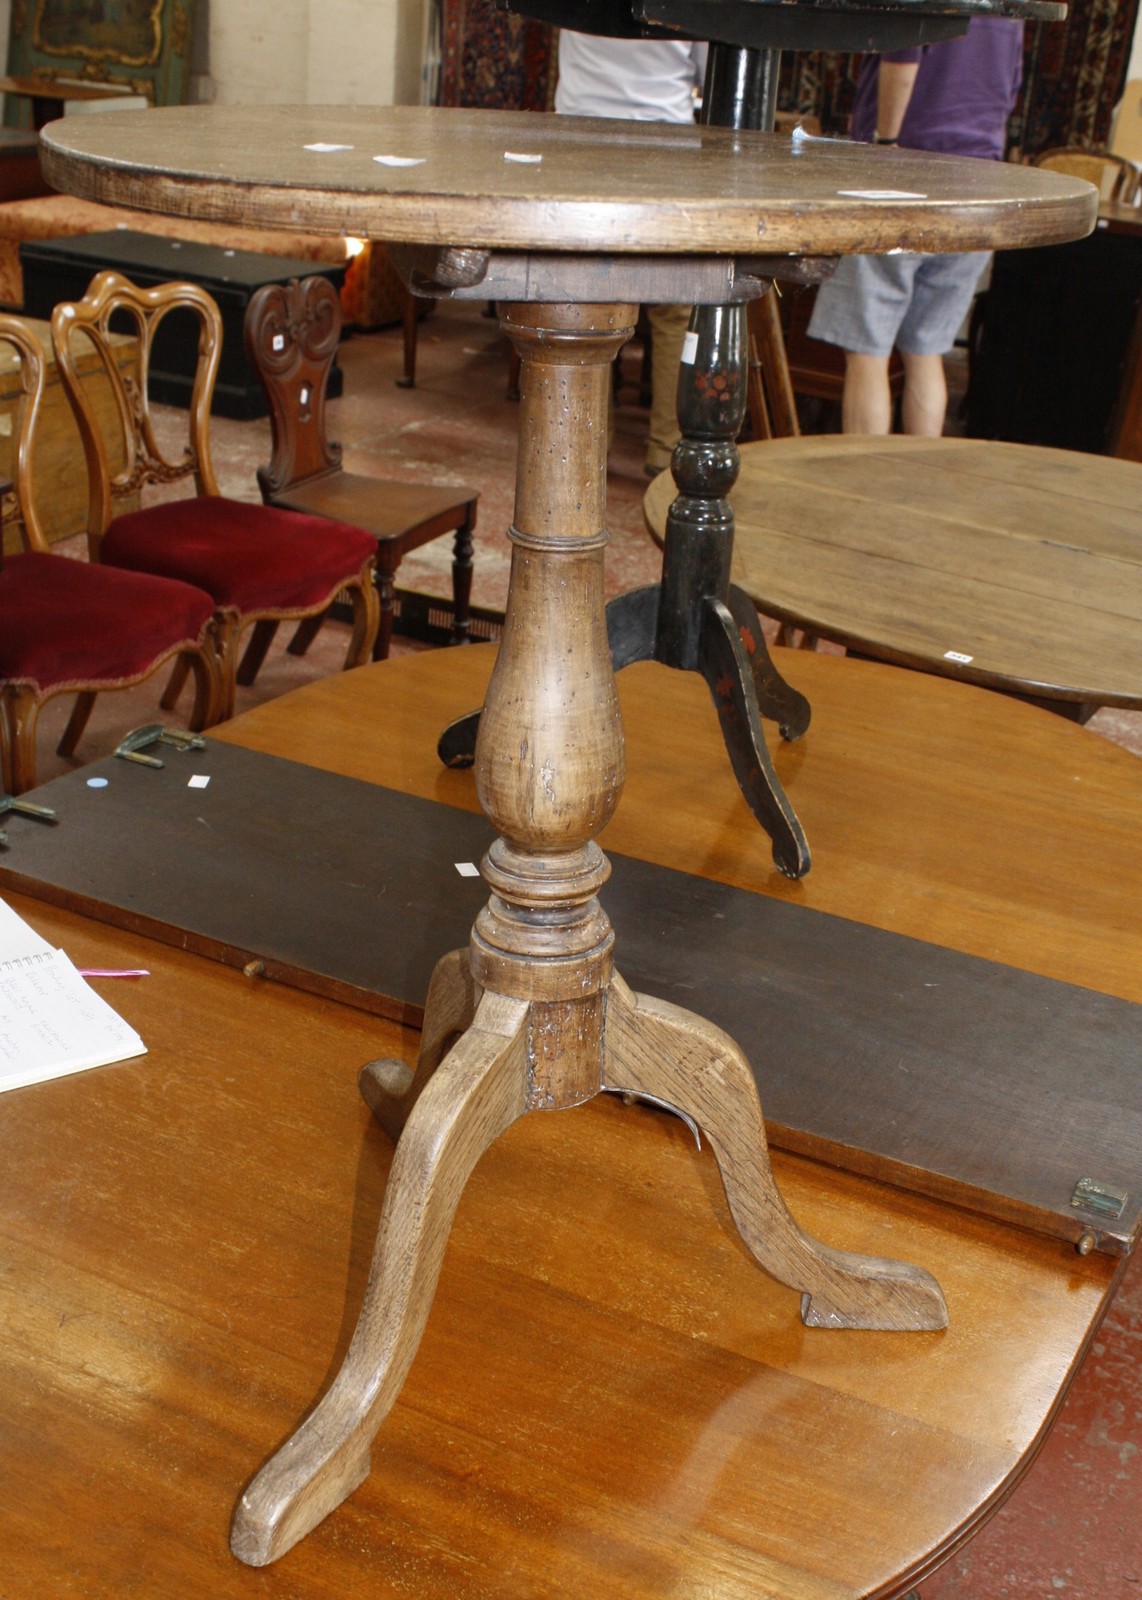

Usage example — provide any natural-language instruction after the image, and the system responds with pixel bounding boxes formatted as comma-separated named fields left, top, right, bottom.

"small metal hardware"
left=114, top=724, right=207, bottom=767
left=1070, top=1177, right=1128, bottom=1220
left=115, top=724, right=166, bottom=768
left=158, top=729, right=206, bottom=752
left=243, top=960, right=266, bottom=979
left=0, top=792, right=58, bottom=823
left=1076, top=1230, right=1098, bottom=1256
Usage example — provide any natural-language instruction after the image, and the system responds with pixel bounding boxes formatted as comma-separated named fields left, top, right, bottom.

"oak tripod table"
left=41, top=105, right=1096, bottom=1567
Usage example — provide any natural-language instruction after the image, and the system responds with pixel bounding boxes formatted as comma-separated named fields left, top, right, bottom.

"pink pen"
left=78, top=968, right=151, bottom=979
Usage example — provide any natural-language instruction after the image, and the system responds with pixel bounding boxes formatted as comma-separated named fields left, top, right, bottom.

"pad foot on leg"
left=603, top=975, right=947, bottom=1332
left=359, top=949, right=481, bottom=1141
left=231, top=992, right=530, bottom=1566
left=437, top=709, right=481, bottom=768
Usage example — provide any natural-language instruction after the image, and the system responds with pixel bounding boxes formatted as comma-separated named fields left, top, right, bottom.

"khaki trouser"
left=645, top=302, right=693, bottom=472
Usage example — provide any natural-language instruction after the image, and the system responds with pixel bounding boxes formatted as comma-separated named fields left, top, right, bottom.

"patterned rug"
left=440, top=0, right=555, bottom=110
left=440, top=0, right=1137, bottom=153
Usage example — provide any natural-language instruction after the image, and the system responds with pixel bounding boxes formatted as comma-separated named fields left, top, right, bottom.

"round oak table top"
left=40, top=105, right=1097, bottom=258
left=645, top=434, right=1142, bottom=710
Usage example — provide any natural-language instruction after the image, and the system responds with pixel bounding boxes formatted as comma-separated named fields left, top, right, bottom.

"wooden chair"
left=1033, top=146, right=1139, bottom=204
left=0, top=314, right=218, bottom=793
left=244, top=274, right=478, bottom=662
left=740, top=291, right=823, bottom=652
left=51, top=271, right=380, bottom=721
left=745, top=285, right=800, bottom=441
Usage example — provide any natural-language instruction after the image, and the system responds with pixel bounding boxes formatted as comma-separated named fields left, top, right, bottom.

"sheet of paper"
left=0, top=897, right=146, bottom=1091
left=0, top=894, right=52, bottom=963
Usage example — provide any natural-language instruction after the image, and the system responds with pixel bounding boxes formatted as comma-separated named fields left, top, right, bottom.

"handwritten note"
left=0, top=898, right=146, bottom=1092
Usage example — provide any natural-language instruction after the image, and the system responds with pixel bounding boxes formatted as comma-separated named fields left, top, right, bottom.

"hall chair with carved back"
left=244, top=274, right=478, bottom=664
left=51, top=272, right=380, bottom=722
left=0, top=313, right=219, bottom=794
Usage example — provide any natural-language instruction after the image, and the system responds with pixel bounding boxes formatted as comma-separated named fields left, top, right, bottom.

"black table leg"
left=439, top=299, right=810, bottom=877
left=439, top=44, right=813, bottom=879
left=611, top=297, right=810, bottom=877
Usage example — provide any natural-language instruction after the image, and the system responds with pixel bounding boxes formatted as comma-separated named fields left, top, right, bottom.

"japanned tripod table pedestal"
left=40, top=105, right=1097, bottom=1567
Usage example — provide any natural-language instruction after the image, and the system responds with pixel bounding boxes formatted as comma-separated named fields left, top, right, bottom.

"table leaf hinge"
left=1071, top=1176, right=1128, bottom=1219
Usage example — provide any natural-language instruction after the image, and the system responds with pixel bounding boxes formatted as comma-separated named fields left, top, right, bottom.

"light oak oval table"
left=0, top=646, right=1139, bottom=1599
left=38, top=105, right=1099, bottom=1571
left=645, top=434, right=1142, bottom=716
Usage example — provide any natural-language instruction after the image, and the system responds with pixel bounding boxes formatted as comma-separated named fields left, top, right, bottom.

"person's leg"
left=899, top=352, right=947, bottom=435
left=807, top=255, right=917, bottom=435
left=842, top=352, right=893, bottom=434
left=895, top=252, right=990, bottom=437
left=645, top=302, right=693, bottom=473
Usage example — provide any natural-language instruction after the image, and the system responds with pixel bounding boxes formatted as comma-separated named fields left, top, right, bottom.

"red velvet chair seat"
left=0, top=551, right=215, bottom=692
left=103, top=498, right=377, bottom=616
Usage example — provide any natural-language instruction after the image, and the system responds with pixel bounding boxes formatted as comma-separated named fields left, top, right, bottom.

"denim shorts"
left=806, top=250, right=991, bottom=357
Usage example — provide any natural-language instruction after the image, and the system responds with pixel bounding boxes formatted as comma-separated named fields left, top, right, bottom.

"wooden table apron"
left=35, top=105, right=1100, bottom=1581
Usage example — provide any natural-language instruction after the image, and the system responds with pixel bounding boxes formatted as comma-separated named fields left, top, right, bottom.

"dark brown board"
left=1, top=740, right=1138, bottom=1255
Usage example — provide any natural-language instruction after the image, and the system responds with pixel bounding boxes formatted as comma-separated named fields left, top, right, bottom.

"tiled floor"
left=21, top=300, right=1142, bottom=1597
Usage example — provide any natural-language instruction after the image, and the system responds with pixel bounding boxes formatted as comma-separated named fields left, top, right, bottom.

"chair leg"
left=287, top=613, right=325, bottom=658
left=745, top=331, right=774, bottom=442
left=370, top=568, right=395, bottom=662
left=347, top=575, right=381, bottom=668
left=237, top=620, right=279, bottom=687
left=161, top=655, right=191, bottom=712
left=396, top=288, right=418, bottom=389
left=212, top=614, right=243, bottom=722
left=5, top=684, right=40, bottom=795
left=750, top=286, right=800, bottom=440
left=450, top=514, right=475, bottom=645
left=186, top=646, right=221, bottom=730
left=56, top=691, right=97, bottom=759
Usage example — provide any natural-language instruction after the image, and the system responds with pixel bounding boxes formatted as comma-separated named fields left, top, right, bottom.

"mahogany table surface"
left=645, top=435, right=1142, bottom=710
left=40, top=105, right=1096, bottom=260
left=2, top=646, right=1136, bottom=1599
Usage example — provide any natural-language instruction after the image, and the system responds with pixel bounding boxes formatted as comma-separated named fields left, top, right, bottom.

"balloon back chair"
left=0, top=313, right=219, bottom=795
left=51, top=271, right=380, bottom=721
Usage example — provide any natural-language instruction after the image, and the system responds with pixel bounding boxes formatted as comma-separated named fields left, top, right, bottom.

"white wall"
left=208, top=0, right=428, bottom=108
left=0, top=0, right=427, bottom=126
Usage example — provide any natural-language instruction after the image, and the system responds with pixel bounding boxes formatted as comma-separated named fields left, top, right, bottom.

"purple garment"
left=849, top=16, right=1024, bottom=160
